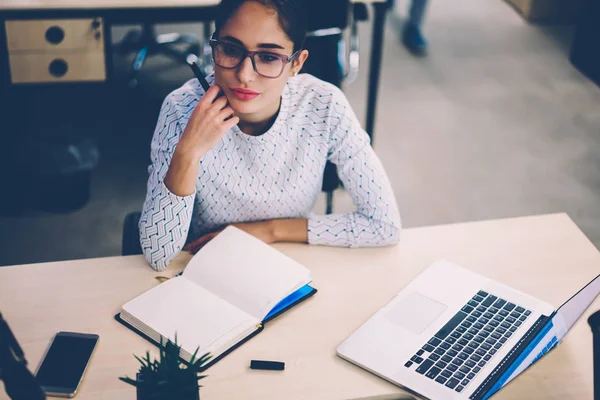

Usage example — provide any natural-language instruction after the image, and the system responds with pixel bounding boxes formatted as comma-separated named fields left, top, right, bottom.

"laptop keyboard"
left=403, top=291, right=532, bottom=394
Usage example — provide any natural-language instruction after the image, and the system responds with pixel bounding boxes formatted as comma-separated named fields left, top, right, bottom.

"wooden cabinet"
left=5, top=18, right=106, bottom=83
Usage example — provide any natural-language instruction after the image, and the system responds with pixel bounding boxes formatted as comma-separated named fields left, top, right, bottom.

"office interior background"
left=1, top=0, right=599, bottom=267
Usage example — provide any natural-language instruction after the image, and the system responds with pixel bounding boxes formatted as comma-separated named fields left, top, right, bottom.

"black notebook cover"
left=115, top=285, right=317, bottom=371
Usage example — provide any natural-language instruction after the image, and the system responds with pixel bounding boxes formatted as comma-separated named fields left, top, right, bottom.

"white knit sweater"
left=140, top=73, right=401, bottom=271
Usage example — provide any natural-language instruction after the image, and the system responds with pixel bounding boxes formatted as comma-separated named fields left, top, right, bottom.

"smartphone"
left=35, top=332, right=99, bottom=398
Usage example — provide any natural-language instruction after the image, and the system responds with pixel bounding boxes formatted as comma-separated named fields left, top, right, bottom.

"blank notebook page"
left=122, top=277, right=256, bottom=355
left=183, top=226, right=311, bottom=320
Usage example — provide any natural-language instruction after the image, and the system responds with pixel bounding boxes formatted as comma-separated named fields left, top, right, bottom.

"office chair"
left=116, top=22, right=213, bottom=88
left=303, top=0, right=368, bottom=214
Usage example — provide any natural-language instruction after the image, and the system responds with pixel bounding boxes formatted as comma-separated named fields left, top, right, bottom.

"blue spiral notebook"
left=115, top=227, right=317, bottom=370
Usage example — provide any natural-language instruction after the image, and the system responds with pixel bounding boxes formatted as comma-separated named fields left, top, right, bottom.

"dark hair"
left=214, top=0, right=308, bottom=53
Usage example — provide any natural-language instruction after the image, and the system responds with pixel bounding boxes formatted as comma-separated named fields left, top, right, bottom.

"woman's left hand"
left=183, top=220, right=276, bottom=254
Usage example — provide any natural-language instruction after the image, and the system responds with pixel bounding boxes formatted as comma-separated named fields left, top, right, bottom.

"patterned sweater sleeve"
left=308, top=88, right=401, bottom=247
left=139, top=94, right=195, bottom=271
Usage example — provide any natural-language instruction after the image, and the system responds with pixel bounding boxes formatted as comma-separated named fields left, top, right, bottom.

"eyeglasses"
left=209, top=34, right=299, bottom=79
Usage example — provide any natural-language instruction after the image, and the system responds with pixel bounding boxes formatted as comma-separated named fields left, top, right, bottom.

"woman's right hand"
left=176, top=85, right=239, bottom=160
left=164, top=86, right=239, bottom=197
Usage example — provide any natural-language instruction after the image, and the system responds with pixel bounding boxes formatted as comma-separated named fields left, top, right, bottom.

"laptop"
left=337, top=260, right=600, bottom=400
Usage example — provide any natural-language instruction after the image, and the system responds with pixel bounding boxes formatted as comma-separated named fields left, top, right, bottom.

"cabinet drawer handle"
left=48, top=59, right=68, bottom=77
left=45, top=26, right=65, bottom=45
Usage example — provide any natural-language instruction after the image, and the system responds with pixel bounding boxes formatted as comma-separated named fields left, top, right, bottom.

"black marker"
left=187, top=55, right=211, bottom=92
left=250, top=360, right=285, bottom=371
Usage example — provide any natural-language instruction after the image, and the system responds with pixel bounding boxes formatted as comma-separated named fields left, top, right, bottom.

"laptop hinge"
left=468, top=312, right=554, bottom=400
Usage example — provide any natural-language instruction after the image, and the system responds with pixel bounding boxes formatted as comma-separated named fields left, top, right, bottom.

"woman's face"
left=214, top=1, right=308, bottom=125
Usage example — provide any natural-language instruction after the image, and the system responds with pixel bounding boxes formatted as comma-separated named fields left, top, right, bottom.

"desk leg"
left=366, top=2, right=388, bottom=143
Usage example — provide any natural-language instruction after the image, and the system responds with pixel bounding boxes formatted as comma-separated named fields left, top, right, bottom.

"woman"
left=140, top=0, right=401, bottom=271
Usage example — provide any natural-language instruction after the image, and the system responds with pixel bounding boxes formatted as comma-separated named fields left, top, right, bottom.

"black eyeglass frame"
left=209, top=33, right=300, bottom=78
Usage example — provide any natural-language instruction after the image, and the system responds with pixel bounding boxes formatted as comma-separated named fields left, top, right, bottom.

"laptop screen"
left=555, top=272, right=600, bottom=339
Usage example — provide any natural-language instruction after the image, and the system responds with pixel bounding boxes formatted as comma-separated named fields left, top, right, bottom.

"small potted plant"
left=120, top=336, right=211, bottom=400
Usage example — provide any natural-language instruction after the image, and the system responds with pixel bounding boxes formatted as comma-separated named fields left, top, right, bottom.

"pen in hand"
left=186, top=55, right=235, bottom=124
left=186, top=54, right=211, bottom=92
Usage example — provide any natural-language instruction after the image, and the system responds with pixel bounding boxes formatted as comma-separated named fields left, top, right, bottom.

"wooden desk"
left=1, top=213, right=599, bottom=399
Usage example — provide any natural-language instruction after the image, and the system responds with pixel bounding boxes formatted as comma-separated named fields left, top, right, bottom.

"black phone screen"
left=36, top=333, right=98, bottom=391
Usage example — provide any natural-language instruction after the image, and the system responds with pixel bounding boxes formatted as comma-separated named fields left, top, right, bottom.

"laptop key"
left=465, top=360, right=476, bottom=368
left=484, top=354, right=492, bottom=361
left=435, top=376, right=448, bottom=385
left=416, top=359, right=434, bottom=374
left=493, top=299, right=507, bottom=308
left=510, top=311, right=521, bottom=319
left=478, top=360, right=487, bottom=367
left=484, top=325, right=494, bottom=333
left=456, top=385, right=464, bottom=393
left=505, top=332, right=513, bottom=338
left=489, top=349, right=497, bottom=355
left=440, top=342, right=451, bottom=349
left=429, top=338, right=442, bottom=347
left=515, top=321, right=522, bottom=327
left=456, top=326, right=467, bottom=333
left=454, top=372, right=465, bottom=380
left=435, top=361, right=448, bottom=369
left=473, top=311, right=483, bottom=318
left=447, top=349, right=459, bottom=357
left=468, top=300, right=478, bottom=307
left=446, top=377, right=460, bottom=389
left=489, top=320, right=499, bottom=327
left=491, top=332, right=502, bottom=340
left=481, top=343, right=492, bottom=350
left=429, top=354, right=441, bottom=361
left=447, top=364, right=458, bottom=372
left=483, top=312, right=494, bottom=319
left=404, top=361, right=413, bottom=368
left=473, top=366, right=481, bottom=373
left=466, top=316, right=477, bottom=323
left=458, top=352, right=469, bottom=360
left=482, top=295, right=497, bottom=307
left=452, top=344, right=464, bottom=352
left=411, top=356, right=424, bottom=363
left=509, top=326, right=517, bottom=332
left=500, top=337, right=507, bottom=343
left=506, top=317, right=517, bottom=324
left=463, top=347, right=474, bottom=355
left=468, top=372, right=476, bottom=379
left=516, top=306, right=525, bottom=313
left=423, top=344, right=435, bottom=352
left=451, top=332, right=462, bottom=339
left=425, top=367, right=441, bottom=379
left=470, top=354, right=482, bottom=362
left=442, top=355, right=453, bottom=363
left=494, top=343, right=502, bottom=349
left=462, top=379, right=471, bottom=386
left=504, top=303, right=516, bottom=311
left=451, top=358, right=464, bottom=366
left=473, top=336, right=484, bottom=344
left=525, top=310, right=532, bottom=316
left=489, top=307, right=499, bottom=314
left=496, top=327, right=507, bottom=334
left=458, top=338, right=469, bottom=346
left=417, top=349, right=424, bottom=356
left=459, top=366, right=470, bottom=374
left=467, top=341, right=479, bottom=350
left=464, top=333, right=474, bottom=340
left=446, top=337, right=457, bottom=344
left=499, top=310, right=509, bottom=317
left=462, top=305, right=474, bottom=314
left=493, top=315, right=504, bottom=322
left=441, top=370, right=453, bottom=378
left=519, top=315, right=527, bottom=321
left=434, top=313, right=467, bottom=340
left=479, top=317, right=490, bottom=324
left=476, top=349, right=486, bottom=356
left=477, top=290, right=489, bottom=297
left=476, top=306, right=487, bottom=313
left=462, top=321, right=473, bottom=328
left=434, top=348, right=445, bottom=355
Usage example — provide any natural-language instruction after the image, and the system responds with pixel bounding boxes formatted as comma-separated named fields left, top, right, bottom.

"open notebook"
left=116, top=226, right=316, bottom=369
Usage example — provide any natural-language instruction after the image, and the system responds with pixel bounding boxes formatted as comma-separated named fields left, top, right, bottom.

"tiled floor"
left=1, top=0, right=599, bottom=266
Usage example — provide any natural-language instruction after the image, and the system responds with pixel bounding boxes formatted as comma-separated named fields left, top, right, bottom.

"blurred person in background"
left=389, top=0, right=429, bottom=55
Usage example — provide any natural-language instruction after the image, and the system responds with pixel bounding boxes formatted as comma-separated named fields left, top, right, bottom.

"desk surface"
left=0, top=0, right=383, bottom=12
left=1, top=213, right=599, bottom=400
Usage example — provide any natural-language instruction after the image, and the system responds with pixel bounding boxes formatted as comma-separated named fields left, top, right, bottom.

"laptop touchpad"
left=385, top=292, right=448, bottom=335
